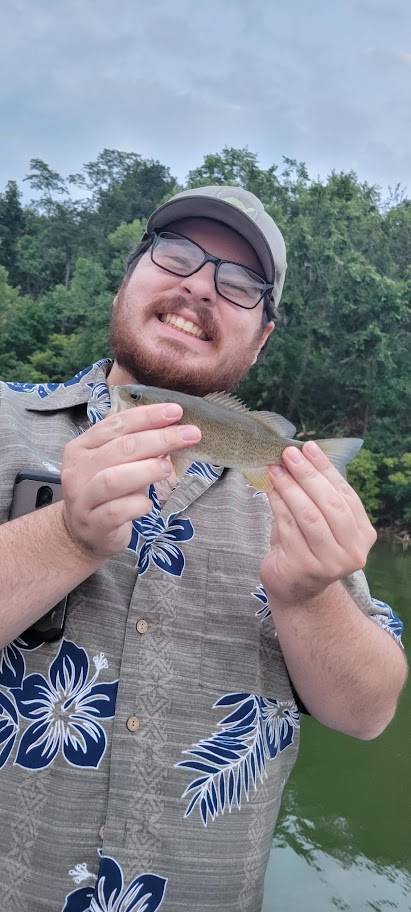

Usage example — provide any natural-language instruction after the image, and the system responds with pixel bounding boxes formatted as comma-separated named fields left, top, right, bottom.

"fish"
left=109, top=384, right=363, bottom=492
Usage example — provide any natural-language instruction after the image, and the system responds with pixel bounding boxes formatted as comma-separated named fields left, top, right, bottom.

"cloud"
left=0, top=0, right=409, bottom=196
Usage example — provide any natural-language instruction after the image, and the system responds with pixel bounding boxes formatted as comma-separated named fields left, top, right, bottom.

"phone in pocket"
left=9, top=470, right=69, bottom=642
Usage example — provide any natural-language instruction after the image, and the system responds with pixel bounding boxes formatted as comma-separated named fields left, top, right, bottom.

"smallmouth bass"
left=109, top=384, right=363, bottom=491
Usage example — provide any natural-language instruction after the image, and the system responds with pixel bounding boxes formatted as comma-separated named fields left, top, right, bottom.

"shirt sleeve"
left=342, top=569, right=405, bottom=649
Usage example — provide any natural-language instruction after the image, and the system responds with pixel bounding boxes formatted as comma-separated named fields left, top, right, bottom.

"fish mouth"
left=156, top=311, right=211, bottom=342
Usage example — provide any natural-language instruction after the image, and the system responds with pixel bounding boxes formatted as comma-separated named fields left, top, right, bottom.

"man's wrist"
left=266, top=580, right=340, bottom=617
left=51, top=500, right=104, bottom=571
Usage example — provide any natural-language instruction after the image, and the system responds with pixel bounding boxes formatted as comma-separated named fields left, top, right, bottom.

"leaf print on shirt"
left=127, top=485, right=194, bottom=578
left=186, top=461, right=221, bottom=481
left=177, top=691, right=300, bottom=826
left=62, top=855, right=167, bottom=912
left=11, top=640, right=118, bottom=770
left=0, top=629, right=43, bottom=689
left=0, top=690, right=19, bottom=768
left=252, top=584, right=271, bottom=622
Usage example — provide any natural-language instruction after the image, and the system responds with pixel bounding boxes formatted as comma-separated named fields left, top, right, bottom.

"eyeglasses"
left=150, top=231, right=274, bottom=310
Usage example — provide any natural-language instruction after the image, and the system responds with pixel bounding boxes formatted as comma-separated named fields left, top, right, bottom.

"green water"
left=263, top=541, right=411, bottom=911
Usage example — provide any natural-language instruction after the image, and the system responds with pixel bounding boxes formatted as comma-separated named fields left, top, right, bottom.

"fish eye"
left=129, top=391, right=141, bottom=401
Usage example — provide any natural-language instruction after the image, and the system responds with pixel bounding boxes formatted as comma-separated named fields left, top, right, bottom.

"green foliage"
left=0, top=147, right=409, bottom=527
left=107, top=219, right=145, bottom=286
left=381, top=454, right=411, bottom=526
left=347, top=449, right=380, bottom=522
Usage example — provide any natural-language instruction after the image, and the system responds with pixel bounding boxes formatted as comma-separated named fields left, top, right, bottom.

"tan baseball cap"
left=147, top=185, right=287, bottom=313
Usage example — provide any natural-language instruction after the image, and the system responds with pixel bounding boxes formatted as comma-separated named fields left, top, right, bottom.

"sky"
left=1, top=0, right=410, bottom=199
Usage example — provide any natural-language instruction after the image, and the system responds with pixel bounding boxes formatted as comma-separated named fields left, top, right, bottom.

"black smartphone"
left=9, top=470, right=69, bottom=642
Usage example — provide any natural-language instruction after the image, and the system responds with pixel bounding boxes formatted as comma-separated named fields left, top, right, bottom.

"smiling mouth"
left=158, top=313, right=210, bottom=341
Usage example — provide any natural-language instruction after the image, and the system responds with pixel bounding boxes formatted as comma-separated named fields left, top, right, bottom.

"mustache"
left=151, top=293, right=218, bottom=341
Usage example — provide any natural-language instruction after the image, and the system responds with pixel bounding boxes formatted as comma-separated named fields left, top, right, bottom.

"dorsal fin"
left=203, top=391, right=250, bottom=412
left=252, top=410, right=296, bottom=439
left=203, top=392, right=296, bottom=439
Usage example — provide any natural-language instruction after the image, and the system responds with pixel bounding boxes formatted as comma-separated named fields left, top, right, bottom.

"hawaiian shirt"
left=0, top=361, right=404, bottom=912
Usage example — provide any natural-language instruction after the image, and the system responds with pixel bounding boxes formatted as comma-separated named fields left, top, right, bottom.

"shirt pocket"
left=200, top=549, right=295, bottom=702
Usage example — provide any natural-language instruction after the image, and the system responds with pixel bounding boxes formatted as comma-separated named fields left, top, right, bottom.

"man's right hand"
left=61, top=401, right=201, bottom=560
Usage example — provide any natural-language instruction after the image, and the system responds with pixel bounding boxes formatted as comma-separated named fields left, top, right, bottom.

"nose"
left=179, top=262, right=217, bottom=304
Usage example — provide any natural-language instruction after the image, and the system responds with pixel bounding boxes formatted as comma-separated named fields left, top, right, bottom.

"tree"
left=0, top=181, right=25, bottom=286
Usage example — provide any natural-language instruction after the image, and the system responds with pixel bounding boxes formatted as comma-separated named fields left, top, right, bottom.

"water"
left=263, top=540, right=411, bottom=911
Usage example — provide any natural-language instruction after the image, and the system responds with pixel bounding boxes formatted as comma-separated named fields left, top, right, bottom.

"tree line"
left=0, top=147, right=409, bottom=529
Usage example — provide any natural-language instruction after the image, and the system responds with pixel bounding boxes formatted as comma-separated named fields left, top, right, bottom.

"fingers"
left=299, top=442, right=376, bottom=540
left=273, top=449, right=355, bottom=548
left=87, top=458, right=173, bottom=510
left=60, top=400, right=202, bottom=560
left=279, top=443, right=375, bottom=547
left=82, top=401, right=184, bottom=448
left=269, top=466, right=349, bottom=566
left=268, top=487, right=318, bottom=559
left=89, top=493, right=154, bottom=534
left=95, top=422, right=201, bottom=474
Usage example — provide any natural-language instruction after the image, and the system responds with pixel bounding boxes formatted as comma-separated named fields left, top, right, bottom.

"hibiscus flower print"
left=11, top=640, right=118, bottom=770
left=128, top=486, right=194, bottom=578
left=0, top=690, right=19, bottom=768
left=0, top=629, right=42, bottom=689
left=62, top=855, right=167, bottom=912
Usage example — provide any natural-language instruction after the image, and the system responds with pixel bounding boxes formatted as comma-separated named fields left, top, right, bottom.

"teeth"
left=161, top=313, right=207, bottom=340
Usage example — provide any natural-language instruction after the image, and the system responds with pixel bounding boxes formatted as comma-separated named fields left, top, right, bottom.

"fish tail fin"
left=314, top=438, right=363, bottom=477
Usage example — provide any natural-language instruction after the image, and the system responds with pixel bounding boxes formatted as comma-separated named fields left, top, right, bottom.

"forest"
left=0, top=147, right=409, bottom=529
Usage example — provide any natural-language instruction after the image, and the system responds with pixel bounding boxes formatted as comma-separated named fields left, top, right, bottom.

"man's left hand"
left=260, top=441, right=377, bottom=606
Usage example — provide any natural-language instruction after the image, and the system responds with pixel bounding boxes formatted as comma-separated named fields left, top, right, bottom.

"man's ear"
left=252, top=320, right=275, bottom=364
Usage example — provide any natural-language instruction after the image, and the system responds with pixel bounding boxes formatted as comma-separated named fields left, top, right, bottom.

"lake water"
left=263, top=540, right=411, bottom=912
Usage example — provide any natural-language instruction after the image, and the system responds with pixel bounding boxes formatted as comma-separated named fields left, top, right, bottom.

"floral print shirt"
left=0, top=361, right=404, bottom=912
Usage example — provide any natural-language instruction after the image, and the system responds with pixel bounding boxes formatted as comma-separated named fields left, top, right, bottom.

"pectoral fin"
left=169, top=450, right=194, bottom=479
left=241, top=466, right=273, bottom=492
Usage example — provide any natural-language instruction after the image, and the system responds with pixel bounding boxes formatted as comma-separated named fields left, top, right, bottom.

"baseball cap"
left=147, top=185, right=287, bottom=313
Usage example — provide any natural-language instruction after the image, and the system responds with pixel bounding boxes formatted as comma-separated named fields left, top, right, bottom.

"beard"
left=109, top=289, right=262, bottom=396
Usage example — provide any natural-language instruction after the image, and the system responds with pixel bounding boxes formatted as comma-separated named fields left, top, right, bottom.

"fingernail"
left=305, top=441, right=321, bottom=456
left=163, top=403, right=182, bottom=418
left=179, top=425, right=201, bottom=442
left=285, top=447, right=304, bottom=464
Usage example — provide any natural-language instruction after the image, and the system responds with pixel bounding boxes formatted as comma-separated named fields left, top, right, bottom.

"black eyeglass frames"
left=149, top=231, right=274, bottom=310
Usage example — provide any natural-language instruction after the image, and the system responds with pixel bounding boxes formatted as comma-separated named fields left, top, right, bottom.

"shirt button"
left=99, top=824, right=105, bottom=840
left=136, top=618, right=149, bottom=635
left=126, top=715, right=140, bottom=733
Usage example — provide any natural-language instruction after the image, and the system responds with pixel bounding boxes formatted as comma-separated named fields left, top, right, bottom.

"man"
left=0, top=185, right=407, bottom=912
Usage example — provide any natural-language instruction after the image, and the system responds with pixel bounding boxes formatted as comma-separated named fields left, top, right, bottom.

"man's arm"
left=0, top=502, right=102, bottom=648
left=261, top=442, right=408, bottom=740
left=268, top=580, right=407, bottom=739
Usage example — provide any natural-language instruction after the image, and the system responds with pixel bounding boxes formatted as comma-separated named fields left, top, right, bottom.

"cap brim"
left=147, top=196, right=275, bottom=283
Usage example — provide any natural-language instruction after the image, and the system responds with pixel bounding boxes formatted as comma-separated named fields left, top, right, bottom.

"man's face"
left=109, top=217, right=274, bottom=395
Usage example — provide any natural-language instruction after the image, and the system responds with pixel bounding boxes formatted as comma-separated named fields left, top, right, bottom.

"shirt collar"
left=7, top=359, right=113, bottom=417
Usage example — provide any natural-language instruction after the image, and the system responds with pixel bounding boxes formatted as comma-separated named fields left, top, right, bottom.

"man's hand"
left=260, top=441, right=377, bottom=606
left=61, top=402, right=201, bottom=560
